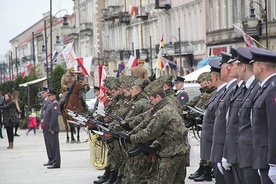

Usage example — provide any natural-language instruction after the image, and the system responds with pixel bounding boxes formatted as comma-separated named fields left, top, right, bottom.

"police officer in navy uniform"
left=40, top=87, right=53, bottom=167
left=173, top=76, right=189, bottom=106
left=43, top=89, right=61, bottom=169
left=249, top=47, right=276, bottom=184
left=236, top=47, right=261, bottom=184
left=210, top=52, right=237, bottom=184
left=199, top=58, right=227, bottom=182
left=223, top=47, right=246, bottom=184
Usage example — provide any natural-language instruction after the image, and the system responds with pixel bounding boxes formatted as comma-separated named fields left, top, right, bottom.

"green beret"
left=144, top=80, right=164, bottom=96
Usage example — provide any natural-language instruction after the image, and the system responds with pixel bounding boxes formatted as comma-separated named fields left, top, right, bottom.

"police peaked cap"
left=249, top=47, right=276, bottom=64
left=41, top=87, right=48, bottom=92
left=220, top=52, right=231, bottom=66
left=173, top=76, right=185, bottom=82
left=94, top=86, right=100, bottom=91
left=236, top=47, right=253, bottom=64
left=47, top=89, right=57, bottom=95
left=209, top=58, right=221, bottom=73
left=227, top=47, right=238, bottom=63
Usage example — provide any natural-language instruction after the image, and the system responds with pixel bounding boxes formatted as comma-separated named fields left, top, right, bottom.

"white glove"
left=268, top=164, right=276, bottom=184
left=217, top=162, right=224, bottom=175
left=221, top=157, right=232, bottom=171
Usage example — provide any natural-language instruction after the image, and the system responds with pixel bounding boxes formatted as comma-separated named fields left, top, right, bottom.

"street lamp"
left=47, top=0, right=71, bottom=88
left=247, top=0, right=268, bottom=49
left=166, top=28, right=184, bottom=76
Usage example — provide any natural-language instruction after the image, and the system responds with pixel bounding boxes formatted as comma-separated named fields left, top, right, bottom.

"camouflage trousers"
left=148, top=154, right=187, bottom=184
left=123, top=153, right=151, bottom=184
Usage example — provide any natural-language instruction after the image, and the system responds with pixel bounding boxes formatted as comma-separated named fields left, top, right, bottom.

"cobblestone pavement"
left=0, top=128, right=215, bottom=184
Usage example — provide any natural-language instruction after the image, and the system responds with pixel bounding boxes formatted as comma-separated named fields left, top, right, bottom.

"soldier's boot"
left=59, top=98, right=66, bottom=111
left=97, top=167, right=111, bottom=179
left=188, top=160, right=205, bottom=179
left=114, top=175, right=122, bottom=184
left=93, top=168, right=111, bottom=184
left=102, top=171, right=117, bottom=184
left=194, top=165, right=212, bottom=182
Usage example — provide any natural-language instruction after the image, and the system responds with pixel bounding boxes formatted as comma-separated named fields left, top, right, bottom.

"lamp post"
left=247, top=0, right=268, bottom=49
left=46, top=0, right=71, bottom=88
left=166, top=28, right=184, bottom=76
left=150, top=36, right=153, bottom=76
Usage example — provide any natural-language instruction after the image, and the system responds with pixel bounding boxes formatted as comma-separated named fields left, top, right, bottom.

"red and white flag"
left=129, top=5, right=136, bottom=16
left=62, top=41, right=78, bottom=69
left=98, top=66, right=107, bottom=108
left=77, top=57, right=92, bottom=76
left=233, top=24, right=257, bottom=48
left=126, top=55, right=138, bottom=68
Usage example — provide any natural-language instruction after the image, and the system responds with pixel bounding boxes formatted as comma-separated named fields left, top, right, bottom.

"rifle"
left=96, top=108, right=125, bottom=125
left=67, top=109, right=159, bottom=158
left=187, top=106, right=205, bottom=116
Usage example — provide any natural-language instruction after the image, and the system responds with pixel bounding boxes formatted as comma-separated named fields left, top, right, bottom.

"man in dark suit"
left=210, top=52, right=237, bottom=184
left=250, top=47, right=276, bottom=184
left=43, top=89, right=61, bottom=169
left=236, top=47, right=261, bottom=184
left=198, top=58, right=227, bottom=182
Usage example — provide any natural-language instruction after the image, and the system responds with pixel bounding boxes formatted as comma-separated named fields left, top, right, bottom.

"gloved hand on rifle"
left=121, top=122, right=132, bottom=131
left=124, top=134, right=132, bottom=144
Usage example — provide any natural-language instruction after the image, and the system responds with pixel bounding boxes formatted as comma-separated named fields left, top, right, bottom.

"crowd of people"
left=89, top=46, right=276, bottom=184
left=0, top=45, right=275, bottom=184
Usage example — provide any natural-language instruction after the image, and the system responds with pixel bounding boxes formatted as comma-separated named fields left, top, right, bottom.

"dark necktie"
left=243, top=85, right=247, bottom=95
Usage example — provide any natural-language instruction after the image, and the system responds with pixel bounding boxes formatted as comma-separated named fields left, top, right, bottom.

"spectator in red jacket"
left=26, top=113, right=37, bottom=135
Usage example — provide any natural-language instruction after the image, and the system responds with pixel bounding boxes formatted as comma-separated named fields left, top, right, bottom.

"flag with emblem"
left=98, top=65, right=108, bottom=109
left=116, top=62, right=125, bottom=78
left=157, top=36, right=165, bottom=70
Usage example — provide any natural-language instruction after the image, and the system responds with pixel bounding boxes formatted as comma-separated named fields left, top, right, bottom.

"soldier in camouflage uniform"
left=93, top=77, right=123, bottom=184
left=127, top=81, right=189, bottom=184
left=118, top=78, right=151, bottom=184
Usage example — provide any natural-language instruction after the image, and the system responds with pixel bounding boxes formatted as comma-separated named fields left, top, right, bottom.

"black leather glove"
left=121, top=123, right=132, bottom=131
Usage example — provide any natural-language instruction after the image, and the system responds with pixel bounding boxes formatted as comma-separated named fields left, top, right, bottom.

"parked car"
left=85, top=87, right=97, bottom=111
left=184, top=83, right=201, bottom=100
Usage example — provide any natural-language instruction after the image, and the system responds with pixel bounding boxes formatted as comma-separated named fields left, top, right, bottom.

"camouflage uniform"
left=122, top=78, right=151, bottom=184
left=130, top=84, right=189, bottom=184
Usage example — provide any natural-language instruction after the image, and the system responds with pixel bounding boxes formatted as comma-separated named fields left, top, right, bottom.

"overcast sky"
left=0, top=0, right=74, bottom=57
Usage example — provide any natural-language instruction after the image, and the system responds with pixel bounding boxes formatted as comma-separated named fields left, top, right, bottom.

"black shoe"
left=43, top=163, right=53, bottom=166
left=0, top=136, right=3, bottom=139
left=188, top=165, right=204, bottom=179
left=14, top=134, right=20, bottom=137
left=47, top=166, right=60, bottom=169
left=102, top=171, right=117, bottom=184
left=194, top=174, right=212, bottom=182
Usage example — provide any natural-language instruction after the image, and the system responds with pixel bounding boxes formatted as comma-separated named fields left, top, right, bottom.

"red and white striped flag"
left=77, top=57, right=92, bottom=76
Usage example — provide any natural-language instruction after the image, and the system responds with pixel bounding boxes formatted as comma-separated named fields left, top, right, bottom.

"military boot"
left=194, top=165, right=212, bottom=182
left=102, top=171, right=117, bottom=184
left=114, top=175, right=122, bottom=184
left=93, top=167, right=111, bottom=184
left=97, top=167, right=111, bottom=179
left=188, top=161, right=204, bottom=179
